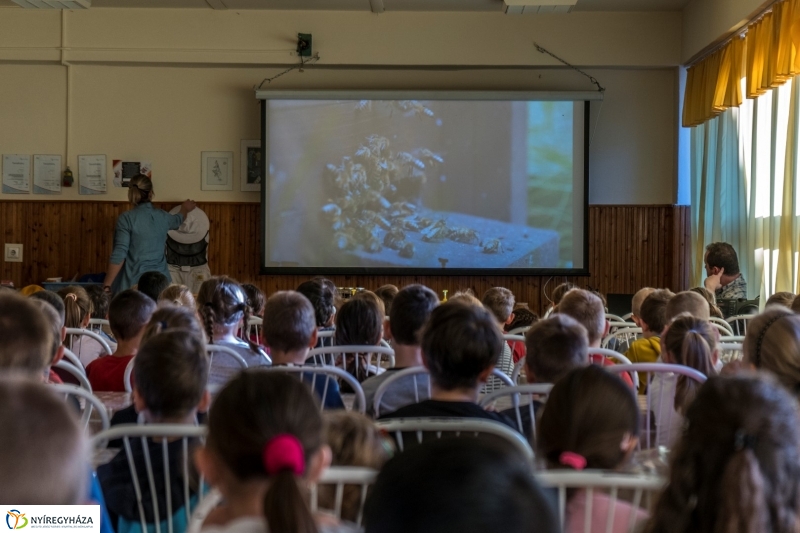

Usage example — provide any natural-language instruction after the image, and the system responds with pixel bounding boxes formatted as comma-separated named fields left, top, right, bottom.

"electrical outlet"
left=4, top=244, right=22, bottom=263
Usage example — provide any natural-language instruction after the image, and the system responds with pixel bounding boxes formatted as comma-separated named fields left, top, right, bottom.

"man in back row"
left=703, top=242, right=747, bottom=299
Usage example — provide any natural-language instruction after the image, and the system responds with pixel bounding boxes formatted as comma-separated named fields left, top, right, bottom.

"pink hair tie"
left=263, top=434, right=305, bottom=476
left=559, top=451, right=587, bottom=471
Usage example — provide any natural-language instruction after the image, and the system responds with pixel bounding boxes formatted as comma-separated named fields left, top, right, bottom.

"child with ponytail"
left=538, top=365, right=646, bottom=533
left=650, top=314, right=718, bottom=447
left=645, top=374, right=800, bottom=533
left=197, top=277, right=270, bottom=387
left=196, top=371, right=356, bottom=533
left=57, top=285, right=110, bottom=366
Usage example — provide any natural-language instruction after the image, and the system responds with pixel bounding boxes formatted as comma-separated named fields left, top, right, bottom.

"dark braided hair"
left=197, top=276, right=260, bottom=354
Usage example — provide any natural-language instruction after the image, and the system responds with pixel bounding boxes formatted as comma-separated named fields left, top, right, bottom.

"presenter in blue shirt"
left=102, top=174, right=196, bottom=293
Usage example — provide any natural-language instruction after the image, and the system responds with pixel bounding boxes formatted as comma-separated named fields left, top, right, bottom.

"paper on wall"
left=79, top=155, right=107, bottom=195
left=33, top=155, right=62, bottom=195
left=2, top=154, right=31, bottom=194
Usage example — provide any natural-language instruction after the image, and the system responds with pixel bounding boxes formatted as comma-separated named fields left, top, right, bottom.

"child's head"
left=262, top=291, right=317, bottom=357
left=335, top=296, right=383, bottom=346
left=690, top=286, right=724, bottom=318
left=766, top=291, right=795, bottom=309
left=141, top=306, right=204, bottom=344
left=0, top=377, right=88, bottom=504
left=639, top=289, right=674, bottom=335
left=646, top=375, right=800, bottom=533
left=29, top=299, right=65, bottom=366
left=197, top=371, right=329, bottom=533
left=0, top=292, right=52, bottom=378
left=109, top=289, right=157, bottom=342
left=743, top=307, right=800, bottom=394
left=538, top=365, right=639, bottom=470
left=447, top=289, right=482, bottom=307
left=241, top=283, right=266, bottom=317
left=524, top=314, right=589, bottom=384
left=663, top=315, right=718, bottom=413
left=352, top=290, right=386, bottom=318
left=666, top=291, right=711, bottom=322
left=133, top=329, right=210, bottom=422
left=364, top=438, right=559, bottom=533
left=29, top=290, right=65, bottom=325
left=138, top=271, right=170, bottom=302
left=374, top=284, right=399, bottom=315
left=481, top=287, right=515, bottom=325
left=387, top=284, right=439, bottom=346
left=296, top=278, right=336, bottom=328
left=631, top=287, right=655, bottom=326
left=84, top=284, right=110, bottom=319
left=158, top=284, right=196, bottom=310
left=505, top=305, right=538, bottom=333
left=57, top=285, right=92, bottom=329
left=422, top=301, right=503, bottom=391
left=791, top=294, right=800, bottom=314
left=550, top=282, right=577, bottom=309
left=556, top=289, right=606, bottom=346
left=198, top=277, right=259, bottom=351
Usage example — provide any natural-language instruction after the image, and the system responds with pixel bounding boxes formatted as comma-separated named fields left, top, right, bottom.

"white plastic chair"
left=536, top=470, right=665, bottom=533
left=601, top=327, right=642, bottom=352
left=709, top=316, right=734, bottom=335
left=606, top=313, right=626, bottom=324
left=65, top=327, right=113, bottom=357
left=91, top=424, right=209, bottom=533
left=511, top=359, right=527, bottom=385
left=719, top=335, right=745, bottom=343
left=310, top=467, right=379, bottom=526
left=718, top=342, right=744, bottom=364
left=620, top=312, right=634, bottom=322
left=479, top=384, right=553, bottom=442
left=52, top=383, right=110, bottom=431
left=307, top=345, right=395, bottom=381
left=589, top=348, right=639, bottom=391
left=88, top=318, right=110, bottom=334
left=375, top=418, right=534, bottom=463
left=263, top=365, right=366, bottom=414
left=605, top=363, right=708, bottom=449
left=54, top=359, right=93, bottom=392
left=726, top=314, right=755, bottom=336
left=244, top=316, right=262, bottom=345
left=61, top=347, right=85, bottom=373
left=507, top=326, right=531, bottom=336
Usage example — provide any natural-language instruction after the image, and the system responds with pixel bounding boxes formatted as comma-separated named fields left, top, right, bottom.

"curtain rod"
left=686, top=0, right=782, bottom=68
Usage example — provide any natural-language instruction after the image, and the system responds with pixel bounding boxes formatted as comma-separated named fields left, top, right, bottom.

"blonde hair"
left=481, top=287, right=515, bottom=323
left=128, top=174, right=154, bottom=206
left=448, top=289, right=483, bottom=307
left=557, top=289, right=605, bottom=345
left=141, top=306, right=205, bottom=344
left=57, top=285, right=92, bottom=329
left=158, top=284, right=196, bottom=310
left=666, top=291, right=711, bottom=322
left=744, top=308, right=800, bottom=395
left=631, top=287, right=655, bottom=317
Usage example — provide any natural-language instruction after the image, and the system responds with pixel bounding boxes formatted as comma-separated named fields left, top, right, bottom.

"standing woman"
left=102, top=174, right=196, bottom=293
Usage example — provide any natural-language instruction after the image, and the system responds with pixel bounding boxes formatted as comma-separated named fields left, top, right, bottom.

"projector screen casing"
left=258, top=91, right=594, bottom=276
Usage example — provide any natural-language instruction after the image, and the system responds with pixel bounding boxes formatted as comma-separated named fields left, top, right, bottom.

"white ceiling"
left=0, top=0, right=692, bottom=11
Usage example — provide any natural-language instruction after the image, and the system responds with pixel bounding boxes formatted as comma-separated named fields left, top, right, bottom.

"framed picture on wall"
left=201, top=151, right=233, bottom=191
left=240, top=140, right=262, bottom=192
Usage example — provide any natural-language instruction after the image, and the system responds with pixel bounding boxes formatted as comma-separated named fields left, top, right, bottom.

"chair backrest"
left=718, top=342, right=744, bottom=364
left=54, top=359, right=92, bottom=392
left=244, top=316, right=263, bottom=345
left=726, top=314, right=756, bottom=336
left=88, top=318, right=110, bottom=333
left=601, top=327, right=642, bottom=352
left=51, top=382, right=109, bottom=431
left=479, top=384, right=553, bottom=442
left=124, top=357, right=135, bottom=394
left=61, top=347, right=85, bottom=372
left=317, top=329, right=335, bottom=339
left=206, top=344, right=251, bottom=369
left=620, top=312, right=634, bottom=322
left=511, top=358, right=527, bottom=385
left=605, top=313, right=626, bottom=324
left=262, top=365, right=366, bottom=414
left=502, top=334, right=526, bottom=343
left=481, top=368, right=515, bottom=394
left=507, top=326, right=531, bottom=336
left=709, top=316, right=734, bottom=335
left=375, top=418, right=534, bottom=463
left=589, top=348, right=639, bottom=391
left=307, top=345, right=395, bottom=381
left=605, top=363, right=708, bottom=449
left=310, top=467, right=379, bottom=527
left=719, top=335, right=745, bottom=343
left=65, top=327, right=113, bottom=357
left=92, top=424, right=208, bottom=533
left=535, top=470, right=665, bottom=533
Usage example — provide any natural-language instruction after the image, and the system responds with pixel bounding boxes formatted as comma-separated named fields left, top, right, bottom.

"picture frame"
left=240, top=139, right=262, bottom=192
left=201, top=151, right=233, bottom=191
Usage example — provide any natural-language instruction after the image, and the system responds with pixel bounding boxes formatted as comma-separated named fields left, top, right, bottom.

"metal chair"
left=61, top=347, right=85, bottom=372
left=605, top=313, right=626, bottom=324
left=601, top=327, right=642, bottom=352
left=52, top=383, right=110, bottom=431
left=65, top=327, right=113, bottom=357
left=307, top=345, right=395, bottom=381
left=719, top=335, right=745, bottom=343
left=310, top=467, right=379, bottom=527
left=262, top=365, right=366, bottom=414
left=718, top=342, right=744, bottom=364
left=375, top=418, right=534, bottom=463
left=726, top=314, right=756, bottom=336
left=536, top=470, right=665, bottom=533
left=511, top=359, right=528, bottom=385
left=479, top=384, right=553, bottom=442
left=54, top=359, right=93, bottom=392
left=244, top=316, right=263, bottom=345
left=709, top=316, right=734, bottom=335
left=589, top=348, right=639, bottom=391
left=88, top=318, right=110, bottom=334
left=620, top=312, right=634, bottom=322
left=507, top=326, right=531, bottom=336
left=606, top=363, right=708, bottom=449
left=92, top=424, right=208, bottom=533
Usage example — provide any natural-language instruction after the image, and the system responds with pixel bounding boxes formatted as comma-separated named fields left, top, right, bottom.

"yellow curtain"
left=682, top=39, right=744, bottom=127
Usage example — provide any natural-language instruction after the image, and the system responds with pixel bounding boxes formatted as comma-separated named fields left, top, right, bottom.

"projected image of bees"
left=321, top=101, right=505, bottom=259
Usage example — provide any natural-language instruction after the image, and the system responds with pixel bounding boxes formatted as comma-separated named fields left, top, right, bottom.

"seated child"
left=86, top=290, right=156, bottom=392
left=629, top=287, right=655, bottom=328
left=690, top=286, right=724, bottom=318
left=378, top=301, right=515, bottom=429
left=157, top=284, right=196, bottom=310
left=361, top=284, right=439, bottom=416
left=645, top=374, right=800, bottom=533
left=86, top=284, right=118, bottom=346
left=264, top=290, right=345, bottom=410
left=137, top=271, right=170, bottom=302
left=0, top=292, right=53, bottom=378
left=297, top=278, right=337, bottom=348
left=333, top=296, right=384, bottom=382
left=538, top=365, right=646, bottom=533
left=195, top=371, right=354, bottom=533
left=375, top=284, right=399, bottom=313
left=499, top=314, right=589, bottom=441
left=321, top=411, right=393, bottom=522
left=546, top=281, right=577, bottom=316
left=198, top=276, right=270, bottom=387
left=480, top=287, right=516, bottom=387
left=665, top=291, right=710, bottom=322
left=505, top=305, right=538, bottom=363
left=624, top=289, right=674, bottom=393
left=447, top=289, right=482, bottom=306
left=58, top=285, right=110, bottom=367
left=0, top=377, right=88, bottom=504
left=649, top=314, right=717, bottom=448
left=364, top=438, right=559, bottom=533
left=766, top=291, right=795, bottom=309
left=743, top=307, right=800, bottom=398
left=97, top=329, right=210, bottom=533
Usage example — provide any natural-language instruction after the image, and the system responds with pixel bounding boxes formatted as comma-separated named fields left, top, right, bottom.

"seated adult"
left=703, top=242, right=747, bottom=300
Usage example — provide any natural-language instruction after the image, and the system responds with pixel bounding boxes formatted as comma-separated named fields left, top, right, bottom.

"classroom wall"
left=682, top=0, right=768, bottom=62
left=0, top=8, right=681, bottom=205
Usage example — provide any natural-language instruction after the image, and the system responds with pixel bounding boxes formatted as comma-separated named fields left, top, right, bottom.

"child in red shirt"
left=86, top=290, right=155, bottom=392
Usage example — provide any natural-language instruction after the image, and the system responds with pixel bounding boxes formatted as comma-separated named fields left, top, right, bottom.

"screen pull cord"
left=533, top=42, right=605, bottom=147
left=255, top=53, right=321, bottom=90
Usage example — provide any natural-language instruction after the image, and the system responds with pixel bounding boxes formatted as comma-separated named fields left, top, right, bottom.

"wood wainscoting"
left=0, top=201, right=689, bottom=315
